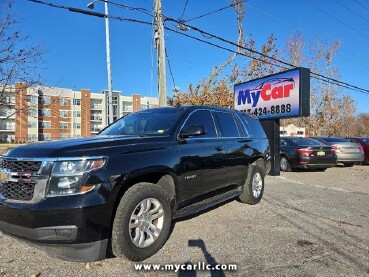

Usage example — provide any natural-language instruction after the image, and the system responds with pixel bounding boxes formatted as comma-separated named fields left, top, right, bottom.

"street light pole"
left=104, top=0, right=114, bottom=125
left=87, top=0, right=114, bottom=125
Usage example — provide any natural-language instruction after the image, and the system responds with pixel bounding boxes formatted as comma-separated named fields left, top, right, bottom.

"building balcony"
left=123, top=107, right=133, bottom=112
left=0, top=112, right=15, bottom=118
left=91, top=116, right=103, bottom=121
left=91, top=127, right=102, bottom=133
left=91, top=105, right=102, bottom=110
left=0, top=126, right=15, bottom=131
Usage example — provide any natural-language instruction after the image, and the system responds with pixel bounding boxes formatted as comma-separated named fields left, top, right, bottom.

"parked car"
left=0, top=106, right=270, bottom=262
left=347, top=137, right=369, bottom=164
left=280, top=137, right=337, bottom=171
left=310, top=137, right=364, bottom=167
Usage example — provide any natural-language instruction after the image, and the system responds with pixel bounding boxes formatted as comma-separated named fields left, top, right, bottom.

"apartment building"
left=0, top=83, right=158, bottom=143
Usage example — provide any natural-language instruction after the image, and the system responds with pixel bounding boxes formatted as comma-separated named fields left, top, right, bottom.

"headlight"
left=47, top=158, right=106, bottom=196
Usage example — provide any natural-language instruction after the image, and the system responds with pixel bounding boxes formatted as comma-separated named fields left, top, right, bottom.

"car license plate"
left=317, top=151, right=325, bottom=156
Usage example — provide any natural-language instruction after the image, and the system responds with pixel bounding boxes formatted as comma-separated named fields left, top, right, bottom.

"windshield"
left=99, top=108, right=184, bottom=136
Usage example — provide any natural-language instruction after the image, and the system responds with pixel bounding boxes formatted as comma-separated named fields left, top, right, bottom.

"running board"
left=173, top=188, right=242, bottom=219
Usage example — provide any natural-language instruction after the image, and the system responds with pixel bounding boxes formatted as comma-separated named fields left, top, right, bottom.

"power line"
left=27, top=0, right=152, bottom=25
left=105, top=0, right=153, bottom=17
left=28, top=0, right=369, bottom=96
left=244, top=1, right=369, bottom=66
left=164, top=17, right=369, bottom=95
left=186, top=0, right=247, bottom=22
left=180, top=0, right=189, bottom=20
left=354, top=0, right=369, bottom=12
left=334, top=0, right=369, bottom=24
left=304, top=0, right=369, bottom=39
left=165, top=49, right=177, bottom=93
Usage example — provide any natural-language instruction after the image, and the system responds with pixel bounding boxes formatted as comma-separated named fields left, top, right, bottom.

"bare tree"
left=282, top=33, right=357, bottom=136
left=0, top=0, right=45, bottom=120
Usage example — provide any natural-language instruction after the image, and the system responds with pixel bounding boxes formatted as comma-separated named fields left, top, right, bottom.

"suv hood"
left=4, top=135, right=170, bottom=158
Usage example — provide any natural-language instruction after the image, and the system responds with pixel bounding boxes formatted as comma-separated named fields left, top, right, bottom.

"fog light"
left=56, top=229, right=73, bottom=238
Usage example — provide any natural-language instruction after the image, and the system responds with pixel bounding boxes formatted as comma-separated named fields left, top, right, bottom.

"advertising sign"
left=234, top=67, right=310, bottom=119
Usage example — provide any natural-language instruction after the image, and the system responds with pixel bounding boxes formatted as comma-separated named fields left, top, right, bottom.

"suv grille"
left=0, top=178, right=36, bottom=201
left=0, top=160, right=42, bottom=173
left=0, top=159, right=42, bottom=201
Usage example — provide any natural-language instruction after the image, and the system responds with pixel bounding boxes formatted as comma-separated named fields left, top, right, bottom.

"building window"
left=41, top=109, right=51, bottom=117
left=73, top=99, right=81, bottom=106
left=27, top=134, right=38, bottom=142
left=41, top=96, right=51, bottom=105
left=73, top=110, right=81, bottom=117
left=28, top=121, right=37, bottom=128
left=59, top=122, right=68, bottom=129
left=59, top=98, right=68, bottom=106
left=27, top=95, right=38, bottom=104
left=60, top=134, right=69, bottom=139
left=28, top=108, right=38, bottom=117
left=60, top=110, right=68, bottom=118
left=73, top=123, right=81, bottom=129
left=123, top=101, right=133, bottom=112
left=140, top=104, right=150, bottom=110
left=40, top=121, right=51, bottom=128
left=39, top=133, right=51, bottom=141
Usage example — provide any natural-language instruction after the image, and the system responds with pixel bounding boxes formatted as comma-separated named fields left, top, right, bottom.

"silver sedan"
left=310, top=137, right=364, bottom=167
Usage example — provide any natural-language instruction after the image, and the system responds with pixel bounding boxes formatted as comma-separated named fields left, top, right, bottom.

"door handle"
left=215, top=146, right=224, bottom=151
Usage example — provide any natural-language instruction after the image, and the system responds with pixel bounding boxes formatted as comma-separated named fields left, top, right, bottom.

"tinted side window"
left=215, top=112, right=239, bottom=137
left=240, top=114, right=266, bottom=138
left=182, top=110, right=217, bottom=138
left=235, top=115, right=248, bottom=137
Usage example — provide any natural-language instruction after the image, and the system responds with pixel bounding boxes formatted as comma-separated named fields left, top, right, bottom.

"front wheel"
left=112, top=182, right=172, bottom=261
left=239, top=165, right=265, bottom=205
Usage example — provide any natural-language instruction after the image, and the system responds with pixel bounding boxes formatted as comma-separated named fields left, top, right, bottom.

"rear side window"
left=182, top=110, right=217, bottom=138
left=240, top=114, right=266, bottom=138
left=214, top=112, right=240, bottom=137
left=322, top=137, right=349, bottom=143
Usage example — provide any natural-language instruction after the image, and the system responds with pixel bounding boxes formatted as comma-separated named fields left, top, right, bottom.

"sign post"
left=234, top=67, right=310, bottom=176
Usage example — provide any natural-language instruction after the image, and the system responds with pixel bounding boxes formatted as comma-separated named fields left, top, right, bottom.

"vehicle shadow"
left=178, top=239, right=226, bottom=277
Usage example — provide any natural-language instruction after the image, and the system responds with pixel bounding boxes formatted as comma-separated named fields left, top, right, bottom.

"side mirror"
left=180, top=125, right=206, bottom=138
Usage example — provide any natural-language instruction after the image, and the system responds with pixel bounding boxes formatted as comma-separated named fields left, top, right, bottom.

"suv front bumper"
left=0, top=189, right=112, bottom=262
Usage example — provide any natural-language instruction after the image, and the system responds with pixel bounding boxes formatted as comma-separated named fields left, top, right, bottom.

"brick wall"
left=81, top=89, right=91, bottom=137
left=132, top=94, right=141, bottom=112
left=14, top=83, right=28, bottom=143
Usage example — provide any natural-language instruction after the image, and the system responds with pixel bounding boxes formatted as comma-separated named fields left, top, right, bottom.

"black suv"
left=0, top=106, right=270, bottom=262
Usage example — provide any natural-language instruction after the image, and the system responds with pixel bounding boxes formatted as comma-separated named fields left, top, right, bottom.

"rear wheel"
left=112, top=182, right=172, bottom=261
left=239, top=165, right=265, bottom=205
left=280, top=156, right=291, bottom=172
left=343, top=162, right=355, bottom=167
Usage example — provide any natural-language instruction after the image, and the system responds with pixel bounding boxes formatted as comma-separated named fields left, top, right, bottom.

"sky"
left=10, top=0, right=369, bottom=113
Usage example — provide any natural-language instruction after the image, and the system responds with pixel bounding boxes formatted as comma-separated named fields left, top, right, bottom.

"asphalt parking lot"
left=1, top=165, right=368, bottom=277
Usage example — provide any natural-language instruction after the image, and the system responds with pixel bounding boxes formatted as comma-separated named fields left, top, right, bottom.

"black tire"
left=343, top=162, right=355, bottom=167
left=239, top=165, right=265, bottom=205
left=280, top=156, right=291, bottom=172
left=112, top=182, right=172, bottom=261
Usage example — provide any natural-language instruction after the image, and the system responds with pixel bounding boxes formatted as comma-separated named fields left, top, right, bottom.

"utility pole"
left=154, top=0, right=167, bottom=107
